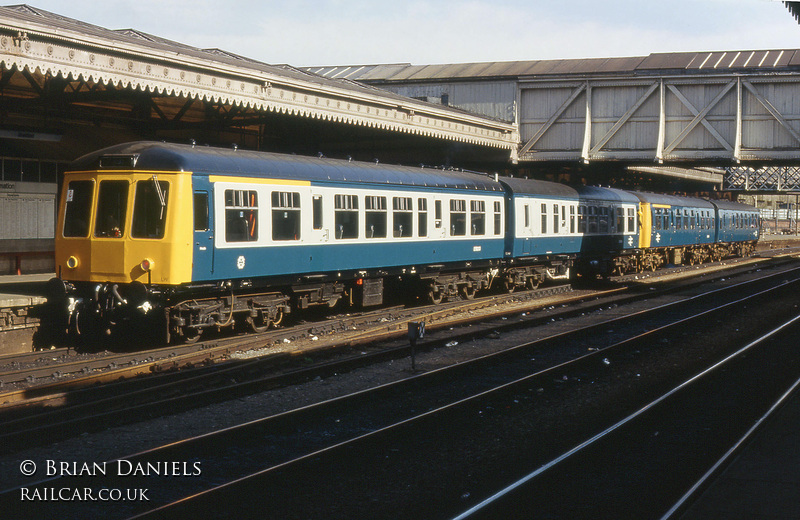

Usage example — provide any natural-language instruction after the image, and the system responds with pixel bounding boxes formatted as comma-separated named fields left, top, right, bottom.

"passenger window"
left=524, top=204, right=530, bottom=229
left=616, top=207, right=624, bottom=233
left=627, top=208, right=635, bottom=232
left=132, top=179, right=169, bottom=239
left=95, top=180, right=129, bottom=238
left=271, top=191, right=300, bottom=241
left=578, top=206, right=586, bottom=233
left=194, top=192, right=209, bottom=232
left=471, top=200, right=485, bottom=235
left=450, top=199, right=466, bottom=236
left=570, top=206, right=575, bottom=234
left=434, top=200, right=442, bottom=229
left=335, top=194, right=359, bottom=239
left=418, top=198, right=428, bottom=237
left=540, top=203, right=547, bottom=234
left=598, top=207, right=609, bottom=233
left=588, top=206, right=598, bottom=234
left=312, top=195, right=322, bottom=230
left=63, top=180, right=94, bottom=237
left=393, top=196, right=413, bottom=238
left=365, top=196, right=387, bottom=238
left=494, top=201, right=502, bottom=235
left=225, top=189, right=258, bottom=242
left=553, top=204, right=559, bottom=234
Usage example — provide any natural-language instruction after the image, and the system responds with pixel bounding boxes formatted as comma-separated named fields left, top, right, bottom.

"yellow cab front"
left=55, top=169, right=194, bottom=287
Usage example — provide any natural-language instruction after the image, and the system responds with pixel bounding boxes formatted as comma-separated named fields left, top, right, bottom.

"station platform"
left=0, top=273, right=51, bottom=355
left=679, top=384, right=800, bottom=519
left=0, top=272, right=51, bottom=307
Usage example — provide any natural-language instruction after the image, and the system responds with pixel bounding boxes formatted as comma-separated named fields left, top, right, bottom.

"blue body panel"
left=632, top=191, right=716, bottom=248
left=511, top=236, right=583, bottom=257
left=712, top=200, right=760, bottom=244
left=191, top=176, right=215, bottom=279
left=209, top=239, right=505, bottom=281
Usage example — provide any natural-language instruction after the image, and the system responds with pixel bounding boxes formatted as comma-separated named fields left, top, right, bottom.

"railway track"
left=0, top=285, right=574, bottom=392
left=2, top=258, right=799, bottom=519
left=454, top=312, right=800, bottom=519
left=0, top=247, right=791, bottom=395
left=0, top=253, right=792, bottom=452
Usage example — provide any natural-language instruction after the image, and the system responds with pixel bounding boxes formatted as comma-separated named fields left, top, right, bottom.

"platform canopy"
left=0, top=5, right=518, bottom=163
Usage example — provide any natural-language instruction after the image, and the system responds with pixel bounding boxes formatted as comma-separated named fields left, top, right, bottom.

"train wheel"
left=272, top=307, right=284, bottom=328
left=247, top=311, right=271, bottom=333
left=183, top=327, right=203, bottom=344
left=526, top=277, right=540, bottom=290
left=428, top=287, right=444, bottom=305
left=503, top=276, right=516, bottom=294
left=460, top=285, right=476, bottom=300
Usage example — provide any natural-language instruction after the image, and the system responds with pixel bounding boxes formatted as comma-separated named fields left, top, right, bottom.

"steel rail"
left=1, top=260, right=795, bottom=454
left=659, top=363, right=800, bottom=519
left=114, top=269, right=800, bottom=519
left=0, top=251, right=786, bottom=395
left=450, top=313, right=800, bottom=520
left=0, top=260, right=791, bottom=446
left=0, top=347, right=72, bottom=365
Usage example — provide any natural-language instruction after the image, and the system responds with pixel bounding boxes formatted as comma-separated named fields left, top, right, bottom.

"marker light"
left=140, top=258, right=154, bottom=272
left=66, top=256, right=79, bottom=269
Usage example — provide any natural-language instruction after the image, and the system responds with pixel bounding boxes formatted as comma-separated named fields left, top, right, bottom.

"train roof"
left=499, top=177, right=580, bottom=198
left=709, top=199, right=759, bottom=212
left=630, top=191, right=716, bottom=209
left=69, top=141, right=505, bottom=192
left=498, top=180, right=642, bottom=205
left=577, top=186, right=641, bottom=204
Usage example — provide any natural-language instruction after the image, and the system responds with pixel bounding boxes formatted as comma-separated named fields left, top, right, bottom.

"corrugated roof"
left=308, top=49, right=800, bottom=83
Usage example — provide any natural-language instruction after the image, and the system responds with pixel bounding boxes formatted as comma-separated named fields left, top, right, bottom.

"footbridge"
left=311, top=50, right=800, bottom=189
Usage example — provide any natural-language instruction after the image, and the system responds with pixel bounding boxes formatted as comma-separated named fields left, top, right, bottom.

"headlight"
left=66, top=256, right=79, bottom=269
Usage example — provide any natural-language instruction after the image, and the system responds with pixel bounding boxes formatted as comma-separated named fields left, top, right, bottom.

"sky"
left=11, top=0, right=800, bottom=67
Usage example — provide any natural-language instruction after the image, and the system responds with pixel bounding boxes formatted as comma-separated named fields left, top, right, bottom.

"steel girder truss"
left=724, top=165, right=800, bottom=191
left=519, top=75, right=800, bottom=162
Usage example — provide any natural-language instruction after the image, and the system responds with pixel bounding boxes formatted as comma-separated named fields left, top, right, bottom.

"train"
left=48, top=141, right=759, bottom=343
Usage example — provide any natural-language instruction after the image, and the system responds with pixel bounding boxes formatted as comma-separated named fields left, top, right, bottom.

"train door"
left=434, top=199, right=445, bottom=238
left=309, top=193, right=329, bottom=243
left=522, top=202, right=532, bottom=255
left=308, top=192, right=328, bottom=271
left=193, top=190, right=214, bottom=276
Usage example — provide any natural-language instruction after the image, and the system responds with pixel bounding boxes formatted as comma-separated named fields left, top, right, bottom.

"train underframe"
left=607, top=240, right=757, bottom=276
left=49, top=255, right=578, bottom=344
left=52, top=239, right=756, bottom=344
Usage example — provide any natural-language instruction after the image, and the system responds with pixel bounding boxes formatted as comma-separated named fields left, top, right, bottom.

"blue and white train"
left=50, top=142, right=759, bottom=342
